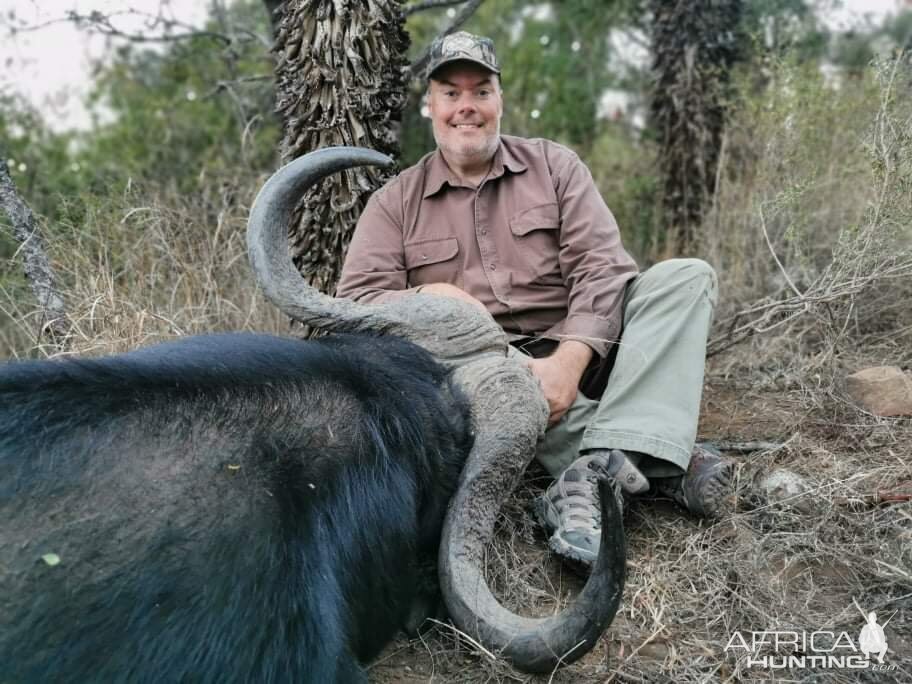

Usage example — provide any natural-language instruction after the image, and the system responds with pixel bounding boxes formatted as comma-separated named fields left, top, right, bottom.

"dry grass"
left=0, top=171, right=285, bottom=358
left=705, top=56, right=912, bottom=369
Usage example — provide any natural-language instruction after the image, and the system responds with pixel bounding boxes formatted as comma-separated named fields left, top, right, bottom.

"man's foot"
left=534, top=451, right=630, bottom=567
left=652, top=443, right=733, bottom=517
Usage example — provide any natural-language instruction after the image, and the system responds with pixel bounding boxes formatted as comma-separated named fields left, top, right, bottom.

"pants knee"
left=651, top=258, right=717, bottom=304
left=681, top=258, right=717, bottom=296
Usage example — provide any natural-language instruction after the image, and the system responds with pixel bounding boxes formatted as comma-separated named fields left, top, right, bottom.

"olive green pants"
left=510, top=258, right=718, bottom=479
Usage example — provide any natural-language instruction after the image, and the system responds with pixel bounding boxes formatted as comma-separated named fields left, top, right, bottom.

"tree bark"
left=649, top=0, right=743, bottom=256
left=273, top=0, right=409, bottom=295
left=0, top=158, right=70, bottom=346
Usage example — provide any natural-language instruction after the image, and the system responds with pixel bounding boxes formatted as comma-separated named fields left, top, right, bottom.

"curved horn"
left=246, top=147, right=508, bottom=358
left=441, top=357, right=625, bottom=672
left=246, top=146, right=404, bottom=334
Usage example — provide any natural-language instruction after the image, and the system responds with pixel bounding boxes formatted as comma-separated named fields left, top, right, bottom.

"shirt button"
left=480, top=229, right=487, bottom=235
left=421, top=254, right=428, bottom=260
left=490, top=263, right=496, bottom=271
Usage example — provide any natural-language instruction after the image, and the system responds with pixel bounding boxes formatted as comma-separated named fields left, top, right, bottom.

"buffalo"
left=0, top=147, right=625, bottom=682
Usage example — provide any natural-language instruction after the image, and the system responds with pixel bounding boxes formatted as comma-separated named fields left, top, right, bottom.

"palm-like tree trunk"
left=649, top=0, right=742, bottom=255
left=273, top=0, right=409, bottom=294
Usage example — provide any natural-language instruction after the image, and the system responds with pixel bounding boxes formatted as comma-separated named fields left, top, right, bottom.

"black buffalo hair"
left=0, top=332, right=474, bottom=683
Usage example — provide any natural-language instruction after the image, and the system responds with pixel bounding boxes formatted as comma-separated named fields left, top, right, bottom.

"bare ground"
left=370, top=353, right=912, bottom=684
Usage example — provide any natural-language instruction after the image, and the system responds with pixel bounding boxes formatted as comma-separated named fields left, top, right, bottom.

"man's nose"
left=456, top=94, right=478, bottom=113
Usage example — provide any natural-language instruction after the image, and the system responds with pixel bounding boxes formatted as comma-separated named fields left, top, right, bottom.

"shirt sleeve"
left=335, top=182, right=418, bottom=304
left=547, top=147, right=639, bottom=357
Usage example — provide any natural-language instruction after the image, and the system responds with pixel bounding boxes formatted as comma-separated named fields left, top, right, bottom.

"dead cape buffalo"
left=0, top=147, right=625, bottom=682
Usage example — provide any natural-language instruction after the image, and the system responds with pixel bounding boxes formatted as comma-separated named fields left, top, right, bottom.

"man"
left=336, top=31, right=732, bottom=567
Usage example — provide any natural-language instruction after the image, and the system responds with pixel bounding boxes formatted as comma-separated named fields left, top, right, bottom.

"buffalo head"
left=246, top=147, right=625, bottom=672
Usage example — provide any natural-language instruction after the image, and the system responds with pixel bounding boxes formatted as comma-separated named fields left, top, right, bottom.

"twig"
left=707, top=52, right=912, bottom=358
left=0, top=158, right=70, bottom=347
left=409, top=0, right=486, bottom=79
left=834, top=481, right=912, bottom=507
left=424, top=618, right=498, bottom=662
left=6, top=9, right=235, bottom=46
left=703, top=440, right=784, bottom=453
left=759, top=203, right=803, bottom=298
left=405, top=0, right=467, bottom=16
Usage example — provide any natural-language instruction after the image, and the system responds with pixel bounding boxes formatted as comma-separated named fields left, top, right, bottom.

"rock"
left=758, top=469, right=813, bottom=511
left=846, top=366, right=912, bottom=417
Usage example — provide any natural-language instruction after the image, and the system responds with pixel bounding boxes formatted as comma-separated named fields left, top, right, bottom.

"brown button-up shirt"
left=336, top=135, right=639, bottom=357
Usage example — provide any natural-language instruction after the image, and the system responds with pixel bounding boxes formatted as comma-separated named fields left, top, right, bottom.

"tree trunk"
left=272, top=0, right=409, bottom=295
left=649, top=0, right=742, bottom=256
left=0, top=158, right=70, bottom=347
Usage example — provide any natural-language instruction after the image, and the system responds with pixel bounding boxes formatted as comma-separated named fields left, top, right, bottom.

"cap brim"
left=427, top=57, right=501, bottom=80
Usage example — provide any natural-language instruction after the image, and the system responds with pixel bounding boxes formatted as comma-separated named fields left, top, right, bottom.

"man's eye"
left=478, top=89, right=490, bottom=97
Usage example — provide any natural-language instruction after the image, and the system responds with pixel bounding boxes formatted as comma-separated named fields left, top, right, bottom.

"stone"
left=846, top=366, right=912, bottom=417
left=758, top=469, right=813, bottom=511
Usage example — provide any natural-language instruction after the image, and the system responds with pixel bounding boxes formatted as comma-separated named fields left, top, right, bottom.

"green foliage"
left=1, top=0, right=278, bottom=229
left=587, top=123, right=659, bottom=260
left=704, top=55, right=904, bottom=305
left=0, top=94, right=82, bottom=226
left=740, top=0, right=828, bottom=59
left=0, top=0, right=280, bottom=351
left=80, top=1, right=278, bottom=196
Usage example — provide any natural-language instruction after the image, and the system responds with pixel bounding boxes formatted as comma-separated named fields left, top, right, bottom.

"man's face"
left=427, top=62, right=503, bottom=167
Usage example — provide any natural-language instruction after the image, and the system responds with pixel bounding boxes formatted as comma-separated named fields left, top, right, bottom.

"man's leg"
left=534, top=259, right=731, bottom=565
left=579, top=258, right=717, bottom=470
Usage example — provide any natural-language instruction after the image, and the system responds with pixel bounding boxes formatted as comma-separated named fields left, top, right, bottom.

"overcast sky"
left=0, top=0, right=906, bottom=132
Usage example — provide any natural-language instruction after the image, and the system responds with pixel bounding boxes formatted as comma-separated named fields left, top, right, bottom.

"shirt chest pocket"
left=509, top=202, right=562, bottom=281
left=404, top=237, right=462, bottom=287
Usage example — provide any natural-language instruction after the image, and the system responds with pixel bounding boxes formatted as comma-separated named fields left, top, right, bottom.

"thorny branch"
left=409, top=0, right=486, bottom=79
left=708, top=54, right=912, bottom=357
left=0, top=159, right=70, bottom=347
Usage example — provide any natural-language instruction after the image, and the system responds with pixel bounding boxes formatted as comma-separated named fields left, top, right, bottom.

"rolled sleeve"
left=548, top=150, right=638, bottom=357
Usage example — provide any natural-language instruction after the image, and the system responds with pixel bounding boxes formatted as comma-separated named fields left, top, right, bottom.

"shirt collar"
left=422, top=137, right=527, bottom=198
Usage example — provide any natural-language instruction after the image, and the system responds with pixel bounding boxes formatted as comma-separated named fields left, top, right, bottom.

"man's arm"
left=336, top=186, right=417, bottom=303
left=548, top=144, right=639, bottom=357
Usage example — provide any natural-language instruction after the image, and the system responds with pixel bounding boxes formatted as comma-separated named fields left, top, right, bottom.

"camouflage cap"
left=425, top=31, right=500, bottom=80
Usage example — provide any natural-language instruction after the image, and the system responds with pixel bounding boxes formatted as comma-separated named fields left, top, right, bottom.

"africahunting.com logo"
left=724, top=605, right=896, bottom=672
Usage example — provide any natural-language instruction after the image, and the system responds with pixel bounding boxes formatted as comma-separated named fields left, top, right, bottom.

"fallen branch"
left=704, top=440, right=785, bottom=453
left=834, top=481, right=912, bottom=508
left=0, top=158, right=70, bottom=346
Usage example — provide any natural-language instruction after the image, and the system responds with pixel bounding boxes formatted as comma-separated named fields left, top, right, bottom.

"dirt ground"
left=369, top=359, right=912, bottom=683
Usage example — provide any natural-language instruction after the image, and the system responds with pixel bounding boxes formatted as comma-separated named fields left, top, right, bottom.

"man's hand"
left=415, top=283, right=488, bottom=313
left=523, top=340, right=593, bottom=426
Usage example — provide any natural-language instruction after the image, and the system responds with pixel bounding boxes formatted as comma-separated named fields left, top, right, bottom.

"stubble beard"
left=435, top=117, right=501, bottom=168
